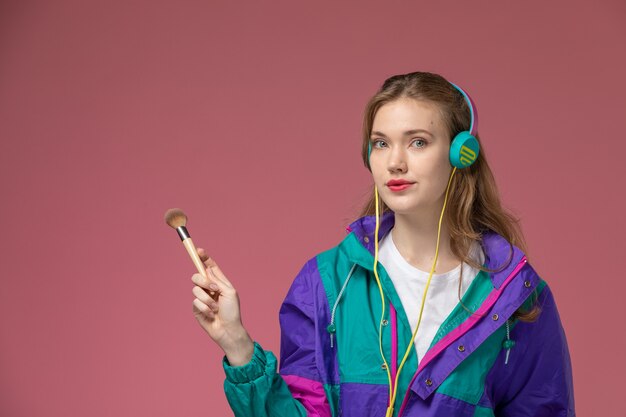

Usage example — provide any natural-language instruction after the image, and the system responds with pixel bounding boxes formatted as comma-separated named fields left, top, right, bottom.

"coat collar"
left=345, top=211, right=525, bottom=290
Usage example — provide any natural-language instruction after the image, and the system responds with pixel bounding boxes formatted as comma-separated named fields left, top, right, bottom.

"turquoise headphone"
left=368, top=81, right=480, bottom=169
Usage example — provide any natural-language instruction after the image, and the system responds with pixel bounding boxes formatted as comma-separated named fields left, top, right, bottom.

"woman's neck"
left=390, top=211, right=461, bottom=274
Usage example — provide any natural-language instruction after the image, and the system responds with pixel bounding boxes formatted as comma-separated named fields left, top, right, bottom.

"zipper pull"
left=503, top=319, right=515, bottom=365
left=327, top=323, right=336, bottom=348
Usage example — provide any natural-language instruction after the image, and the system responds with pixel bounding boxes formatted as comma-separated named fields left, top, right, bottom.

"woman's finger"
left=192, top=286, right=219, bottom=312
left=205, top=257, right=234, bottom=288
left=191, top=272, right=218, bottom=290
left=193, top=298, right=218, bottom=317
left=197, top=247, right=209, bottom=263
left=192, top=285, right=212, bottom=305
left=191, top=273, right=222, bottom=302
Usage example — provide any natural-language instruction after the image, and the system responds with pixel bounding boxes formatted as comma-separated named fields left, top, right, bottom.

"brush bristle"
left=164, top=208, right=187, bottom=228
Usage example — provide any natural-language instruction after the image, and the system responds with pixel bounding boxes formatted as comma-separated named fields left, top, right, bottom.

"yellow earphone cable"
left=373, top=185, right=394, bottom=400
left=373, top=167, right=458, bottom=417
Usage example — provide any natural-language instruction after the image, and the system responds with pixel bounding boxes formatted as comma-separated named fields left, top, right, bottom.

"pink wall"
left=1, top=1, right=624, bottom=416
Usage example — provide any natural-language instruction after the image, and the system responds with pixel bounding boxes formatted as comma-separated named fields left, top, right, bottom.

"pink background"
left=1, top=1, right=624, bottom=416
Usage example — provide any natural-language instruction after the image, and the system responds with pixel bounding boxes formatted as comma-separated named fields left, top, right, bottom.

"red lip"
left=386, top=179, right=415, bottom=186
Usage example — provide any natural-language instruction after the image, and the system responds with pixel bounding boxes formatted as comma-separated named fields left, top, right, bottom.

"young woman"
left=190, top=71, right=575, bottom=417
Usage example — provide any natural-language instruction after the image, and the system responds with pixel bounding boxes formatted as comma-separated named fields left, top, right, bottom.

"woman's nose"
left=388, top=149, right=407, bottom=173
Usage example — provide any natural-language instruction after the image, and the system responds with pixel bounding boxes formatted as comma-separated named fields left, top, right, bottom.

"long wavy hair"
left=358, top=71, right=540, bottom=322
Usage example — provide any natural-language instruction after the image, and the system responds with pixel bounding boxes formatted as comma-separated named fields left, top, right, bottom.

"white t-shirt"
left=377, top=230, right=485, bottom=363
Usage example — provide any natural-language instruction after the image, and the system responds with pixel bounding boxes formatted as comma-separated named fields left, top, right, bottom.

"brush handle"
left=182, top=237, right=208, bottom=278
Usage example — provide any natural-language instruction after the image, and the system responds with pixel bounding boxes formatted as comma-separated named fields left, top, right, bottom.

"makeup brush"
left=164, top=208, right=209, bottom=280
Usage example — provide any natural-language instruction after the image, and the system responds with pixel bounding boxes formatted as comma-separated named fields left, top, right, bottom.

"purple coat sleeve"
left=278, top=257, right=334, bottom=416
left=490, top=283, right=576, bottom=417
left=222, top=258, right=332, bottom=417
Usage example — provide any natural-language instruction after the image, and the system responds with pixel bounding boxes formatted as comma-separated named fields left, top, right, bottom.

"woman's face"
left=369, top=98, right=452, bottom=216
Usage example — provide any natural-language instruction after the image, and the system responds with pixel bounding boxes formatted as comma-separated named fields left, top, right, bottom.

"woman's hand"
left=191, top=248, right=254, bottom=366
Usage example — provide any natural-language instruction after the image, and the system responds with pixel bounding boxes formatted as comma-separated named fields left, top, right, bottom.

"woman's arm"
left=221, top=257, right=333, bottom=417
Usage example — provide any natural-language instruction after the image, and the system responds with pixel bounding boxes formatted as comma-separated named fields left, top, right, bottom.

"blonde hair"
left=359, top=71, right=540, bottom=322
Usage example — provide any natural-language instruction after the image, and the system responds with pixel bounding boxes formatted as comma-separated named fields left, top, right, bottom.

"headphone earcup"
left=449, top=131, right=480, bottom=168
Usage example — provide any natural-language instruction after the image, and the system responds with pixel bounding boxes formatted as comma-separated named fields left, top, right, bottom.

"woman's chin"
left=380, top=201, right=419, bottom=215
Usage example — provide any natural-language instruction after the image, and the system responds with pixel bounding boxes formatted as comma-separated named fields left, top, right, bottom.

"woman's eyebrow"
left=371, top=129, right=434, bottom=138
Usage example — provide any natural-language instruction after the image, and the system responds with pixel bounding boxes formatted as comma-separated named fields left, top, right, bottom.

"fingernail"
left=209, top=283, right=218, bottom=291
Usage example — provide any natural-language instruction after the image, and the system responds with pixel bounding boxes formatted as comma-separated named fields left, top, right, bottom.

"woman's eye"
left=411, top=139, right=427, bottom=148
left=372, top=139, right=386, bottom=148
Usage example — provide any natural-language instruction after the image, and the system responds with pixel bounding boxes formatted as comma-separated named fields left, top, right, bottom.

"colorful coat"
left=222, top=211, right=575, bottom=416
